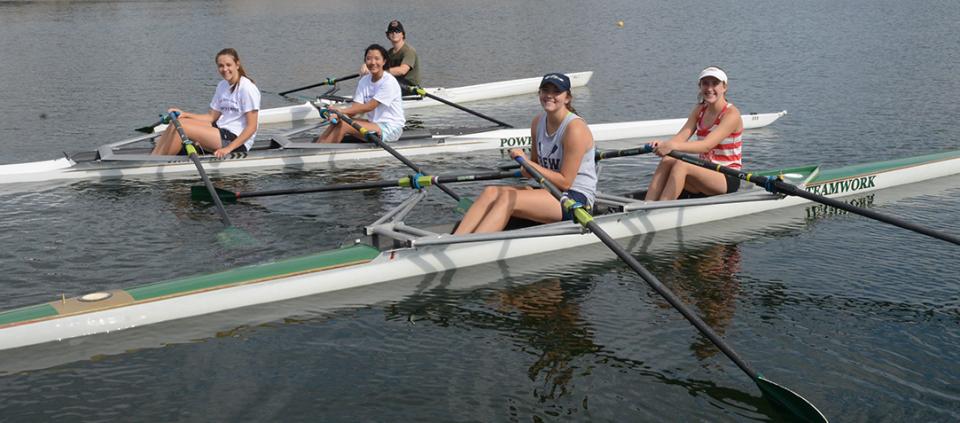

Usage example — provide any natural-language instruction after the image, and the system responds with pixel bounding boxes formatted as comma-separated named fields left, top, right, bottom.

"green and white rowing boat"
left=1, top=149, right=958, bottom=351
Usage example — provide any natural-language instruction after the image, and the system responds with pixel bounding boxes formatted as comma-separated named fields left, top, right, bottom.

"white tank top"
left=535, top=112, right=597, bottom=204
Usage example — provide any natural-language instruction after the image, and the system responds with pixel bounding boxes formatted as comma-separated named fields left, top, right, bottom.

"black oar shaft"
left=331, top=111, right=462, bottom=201
left=500, top=144, right=653, bottom=170
left=403, top=85, right=513, bottom=128
left=279, top=73, right=361, bottom=96
left=201, top=170, right=521, bottom=202
left=669, top=152, right=960, bottom=246
left=513, top=155, right=825, bottom=421
left=169, top=113, right=233, bottom=227
left=596, top=144, right=654, bottom=160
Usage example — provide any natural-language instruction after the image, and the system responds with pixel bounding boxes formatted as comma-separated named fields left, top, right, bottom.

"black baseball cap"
left=386, top=20, right=405, bottom=34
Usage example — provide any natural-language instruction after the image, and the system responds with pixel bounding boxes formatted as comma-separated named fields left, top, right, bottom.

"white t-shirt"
left=210, top=76, right=260, bottom=151
left=352, top=73, right=405, bottom=129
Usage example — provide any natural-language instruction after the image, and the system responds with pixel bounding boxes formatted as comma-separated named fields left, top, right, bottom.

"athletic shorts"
left=377, top=122, right=403, bottom=142
left=560, top=190, right=591, bottom=221
left=724, top=173, right=741, bottom=193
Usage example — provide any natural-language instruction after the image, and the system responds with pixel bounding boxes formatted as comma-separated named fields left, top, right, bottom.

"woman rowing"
left=454, top=73, right=596, bottom=234
left=644, top=66, right=744, bottom=201
left=316, top=44, right=405, bottom=143
left=152, top=48, right=261, bottom=158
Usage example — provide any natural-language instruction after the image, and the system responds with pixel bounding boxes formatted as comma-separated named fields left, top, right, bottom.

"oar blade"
left=756, top=376, right=828, bottom=423
left=191, top=185, right=238, bottom=202
left=454, top=197, right=474, bottom=215
left=215, top=226, right=260, bottom=250
left=134, top=121, right=160, bottom=134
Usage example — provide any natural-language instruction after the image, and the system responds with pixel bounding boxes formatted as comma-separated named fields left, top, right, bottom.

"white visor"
left=698, top=67, right=728, bottom=83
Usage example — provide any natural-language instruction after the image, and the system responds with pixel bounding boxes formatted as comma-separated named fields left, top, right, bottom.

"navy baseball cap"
left=539, top=73, right=571, bottom=92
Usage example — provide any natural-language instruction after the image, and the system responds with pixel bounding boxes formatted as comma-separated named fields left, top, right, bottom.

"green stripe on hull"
left=811, top=150, right=960, bottom=183
left=0, top=304, right=58, bottom=326
left=127, top=244, right=380, bottom=301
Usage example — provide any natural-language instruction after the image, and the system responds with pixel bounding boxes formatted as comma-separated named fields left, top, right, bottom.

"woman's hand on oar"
left=191, top=170, right=522, bottom=202
left=278, top=73, right=361, bottom=97
left=512, top=154, right=827, bottom=422
left=167, top=112, right=257, bottom=248
left=667, top=152, right=960, bottom=246
left=400, top=84, right=513, bottom=128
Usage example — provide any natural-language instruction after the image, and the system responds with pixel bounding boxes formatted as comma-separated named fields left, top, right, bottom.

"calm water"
left=1, top=0, right=959, bottom=421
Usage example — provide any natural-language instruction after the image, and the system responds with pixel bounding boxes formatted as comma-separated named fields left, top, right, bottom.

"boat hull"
left=259, top=71, right=595, bottom=124
left=1, top=149, right=958, bottom=350
left=0, top=112, right=786, bottom=186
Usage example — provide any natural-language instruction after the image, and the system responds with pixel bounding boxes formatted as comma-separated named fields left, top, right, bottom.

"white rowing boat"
left=1, top=148, right=957, bottom=351
left=258, top=71, right=595, bottom=125
left=0, top=111, right=786, bottom=186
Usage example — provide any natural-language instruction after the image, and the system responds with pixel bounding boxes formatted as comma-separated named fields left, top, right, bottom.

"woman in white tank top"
left=454, top=73, right=597, bottom=234
left=644, top=66, right=744, bottom=201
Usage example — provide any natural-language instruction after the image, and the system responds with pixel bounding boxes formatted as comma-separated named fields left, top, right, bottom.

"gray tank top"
left=535, top=111, right=597, bottom=204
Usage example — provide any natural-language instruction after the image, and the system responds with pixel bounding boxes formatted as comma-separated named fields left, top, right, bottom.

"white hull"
left=0, top=111, right=786, bottom=186
left=2, top=149, right=958, bottom=351
left=260, top=71, right=595, bottom=124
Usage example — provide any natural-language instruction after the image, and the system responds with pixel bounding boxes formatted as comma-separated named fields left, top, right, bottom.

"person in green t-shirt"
left=360, top=20, right=421, bottom=87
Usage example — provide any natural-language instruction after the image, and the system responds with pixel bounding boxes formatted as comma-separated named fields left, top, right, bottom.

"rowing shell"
left=0, top=111, right=786, bottom=186
left=255, top=71, right=595, bottom=125
left=1, top=149, right=957, bottom=351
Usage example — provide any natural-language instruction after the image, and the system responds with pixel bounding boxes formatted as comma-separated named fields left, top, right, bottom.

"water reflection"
left=492, top=278, right=598, bottom=400
left=663, top=242, right=743, bottom=360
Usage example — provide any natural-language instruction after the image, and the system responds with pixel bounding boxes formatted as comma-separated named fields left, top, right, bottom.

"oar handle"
left=278, top=73, right=361, bottom=96
left=166, top=111, right=199, bottom=156
left=318, top=107, right=338, bottom=125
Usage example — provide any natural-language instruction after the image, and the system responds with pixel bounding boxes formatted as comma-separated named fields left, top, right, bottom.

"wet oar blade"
left=191, top=185, right=238, bottom=202
left=216, top=226, right=260, bottom=250
left=757, top=377, right=828, bottom=422
left=135, top=120, right=161, bottom=133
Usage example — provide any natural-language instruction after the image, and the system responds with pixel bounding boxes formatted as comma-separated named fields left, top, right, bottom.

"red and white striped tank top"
left=696, top=103, right=742, bottom=169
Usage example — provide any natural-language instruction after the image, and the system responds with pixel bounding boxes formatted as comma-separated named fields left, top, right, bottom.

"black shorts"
left=217, top=128, right=240, bottom=149
left=724, top=173, right=741, bottom=193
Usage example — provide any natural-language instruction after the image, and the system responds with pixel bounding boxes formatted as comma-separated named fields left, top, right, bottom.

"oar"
left=667, top=152, right=960, bottom=246
left=191, top=170, right=522, bottom=202
left=325, top=107, right=473, bottom=212
left=135, top=119, right=163, bottom=134
left=278, top=73, right=361, bottom=97
left=499, top=144, right=654, bottom=170
left=401, top=84, right=513, bottom=128
left=167, top=112, right=256, bottom=247
left=513, top=154, right=827, bottom=422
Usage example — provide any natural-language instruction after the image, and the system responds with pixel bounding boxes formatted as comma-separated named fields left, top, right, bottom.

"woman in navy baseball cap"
left=454, top=73, right=597, bottom=233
